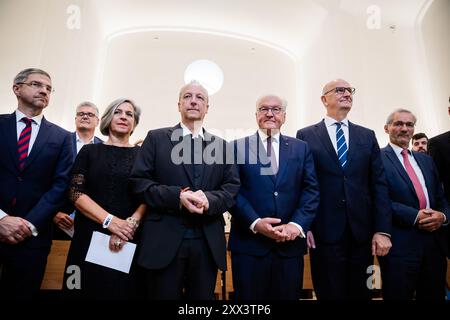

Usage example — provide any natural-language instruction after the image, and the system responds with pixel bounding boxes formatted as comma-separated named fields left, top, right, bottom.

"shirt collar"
left=389, top=142, right=409, bottom=156
left=75, top=132, right=95, bottom=144
left=324, top=115, right=349, bottom=128
left=15, top=109, right=43, bottom=126
left=180, top=122, right=205, bottom=139
left=258, top=129, right=280, bottom=143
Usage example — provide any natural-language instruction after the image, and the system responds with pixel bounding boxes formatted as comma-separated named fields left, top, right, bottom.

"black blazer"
left=130, top=124, right=240, bottom=271
left=296, top=120, right=391, bottom=243
left=429, top=131, right=450, bottom=203
left=0, top=112, right=73, bottom=248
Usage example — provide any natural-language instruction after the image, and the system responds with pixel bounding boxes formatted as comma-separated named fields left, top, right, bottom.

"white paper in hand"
left=85, top=231, right=136, bottom=274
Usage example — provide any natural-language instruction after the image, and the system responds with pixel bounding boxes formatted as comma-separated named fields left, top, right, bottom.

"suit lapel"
left=71, top=132, right=77, bottom=160
left=3, top=112, right=20, bottom=171
left=275, top=135, right=290, bottom=185
left=384, top=145, right=417, bottom=196
left=345, top=122, right=356, bottom=169
left=168, top=123, right=194, bottom=185
left=199, top=130, right=214, bottom=188
left=23, top=117, right=51, bottom=171
left=314, top=120, right=341, bottom=169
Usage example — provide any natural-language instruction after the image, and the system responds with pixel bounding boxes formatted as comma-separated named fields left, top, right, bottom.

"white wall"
left=0, top=0, right=447, bottom=145
left=98, top=31, right=297, bottom=141
left=420, top=0, right=450, bottom=137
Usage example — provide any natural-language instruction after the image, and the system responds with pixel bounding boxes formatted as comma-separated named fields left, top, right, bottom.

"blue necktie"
left=336, top=122, right=348, bottom=167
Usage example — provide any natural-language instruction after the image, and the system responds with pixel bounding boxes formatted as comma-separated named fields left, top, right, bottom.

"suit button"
left=274, top=191, right=278, bottom=197
left=342, top=199, right=346, bottom=203
left=17, top=177, right=22, bottom=182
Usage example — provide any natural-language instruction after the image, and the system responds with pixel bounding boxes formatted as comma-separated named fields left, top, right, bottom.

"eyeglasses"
left=323, top=87, right=356, bottom=95
left=391, top=121, right=415, bottom=128
left=257, top=106, right=284, bottom=115
left=76, top=112, right=97, bottom=118
left=17, top=81, right=54, bottom=93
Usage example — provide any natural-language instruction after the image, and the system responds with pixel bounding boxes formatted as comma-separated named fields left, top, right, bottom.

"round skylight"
left=184, top=59, right=224, bottom=96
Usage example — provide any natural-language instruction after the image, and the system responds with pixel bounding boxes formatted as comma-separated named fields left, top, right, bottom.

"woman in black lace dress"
left=64, top=98, right=145, bottom=300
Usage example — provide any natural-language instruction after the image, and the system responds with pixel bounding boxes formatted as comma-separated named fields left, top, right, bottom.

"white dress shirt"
left=324, top=116, right=349, bottom=154
left=0, top=110, right=42, bottom=234
left=75, top=132, right=96, bottom=153
left=389, top=143, right=435, bottom=225
left=249, top=130, right=305, bottom=238
left=180, top=122, right=205, bottom=139
left=389, top=143, right=430, bottom=209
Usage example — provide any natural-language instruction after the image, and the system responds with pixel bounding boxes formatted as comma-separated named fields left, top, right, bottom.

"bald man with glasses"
left=296, top=78, right=392, bottom=300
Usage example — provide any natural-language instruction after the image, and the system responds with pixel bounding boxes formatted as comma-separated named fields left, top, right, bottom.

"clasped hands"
left=108, top=216, right=140, bottom=252
left=180, top=189, right=209, bottom=214
left=416, top=208, right=446, bottom=232
left=254, top=217, right=300, bottom=242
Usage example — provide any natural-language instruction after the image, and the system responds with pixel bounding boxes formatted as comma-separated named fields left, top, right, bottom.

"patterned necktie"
left=336, top=122, right=348, bottom=167
left=18, top=117, right=33, bottom=170
left=401, top=149, right=427, bottom=209
left=267, top=136, right=278, bottom=175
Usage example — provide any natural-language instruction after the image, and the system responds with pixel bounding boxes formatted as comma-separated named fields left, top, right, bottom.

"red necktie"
left=401, top=149, right=427, bottom=209
left=18, top=117, right=32, bottom=170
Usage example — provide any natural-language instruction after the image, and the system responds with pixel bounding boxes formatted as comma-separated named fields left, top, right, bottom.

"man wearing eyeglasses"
left=379, top=108, right=448, bottom=300
left=229, top=95, right=319, bottom=300
left=296, top=79, right=392, bottom=300
left=0, top=68, right=73, bottom=299
left=53, top=102, right=102, bottom=240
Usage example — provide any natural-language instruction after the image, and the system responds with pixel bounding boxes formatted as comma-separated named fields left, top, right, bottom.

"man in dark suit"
left=53, top=101, right=102, bottom=240
left=130, top=81, right=240, bottom=299
left=428, top=100, right=450, bottom=259
left=296, top=78, right=392, bottom=300
left=379, top=108, right=449, bottom=300
left=229, top=95, right=319, bottom=300
left=0, top=68, right=73, bottom=299
left=428, top=100, right=450, bottom=203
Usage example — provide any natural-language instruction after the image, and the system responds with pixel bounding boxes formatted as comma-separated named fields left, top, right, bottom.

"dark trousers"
left=145, top=236, right=217, bottom=300
left=232, top=251, right=304, bottom=300
left=379, top=238, right=447, bottom=300
left=310, top=229, right=373, bottom=300
left=0, top=243, right=49, bottom=300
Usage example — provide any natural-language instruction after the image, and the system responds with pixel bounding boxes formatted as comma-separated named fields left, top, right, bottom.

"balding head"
left=321, top=78, right=354, bottom=121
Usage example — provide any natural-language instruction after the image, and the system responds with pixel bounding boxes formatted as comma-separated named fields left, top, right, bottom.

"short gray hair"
left=13, top=68, right=51, bottom=84
left=76, top=101, right=99, bottom=117
left=386, top=108, right=417, bottom=125
left=100, top=98, right=141, bottom=136
left=255, top=94, right=288, bottom=111
left=178, top=80, right=209, bottom=103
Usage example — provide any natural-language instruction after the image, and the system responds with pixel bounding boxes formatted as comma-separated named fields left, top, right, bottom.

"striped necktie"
left=18, top=117, right=33, bottom=170
left=336, top=122, right=348, bottom=167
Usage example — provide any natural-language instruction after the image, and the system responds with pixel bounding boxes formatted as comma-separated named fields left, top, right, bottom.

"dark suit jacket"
left=70, top=132, right=103, bottom=162
left=130, top=124, right=240, bottom=271
left=296, top=120, right=391, bottom=244
left=229, top=133, right=319, bottom=257
left=0, top=112, right=73, bottom=248
left=380, top=145, right=449, bottom=256
left=428, top=131, right=450, bottom=203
